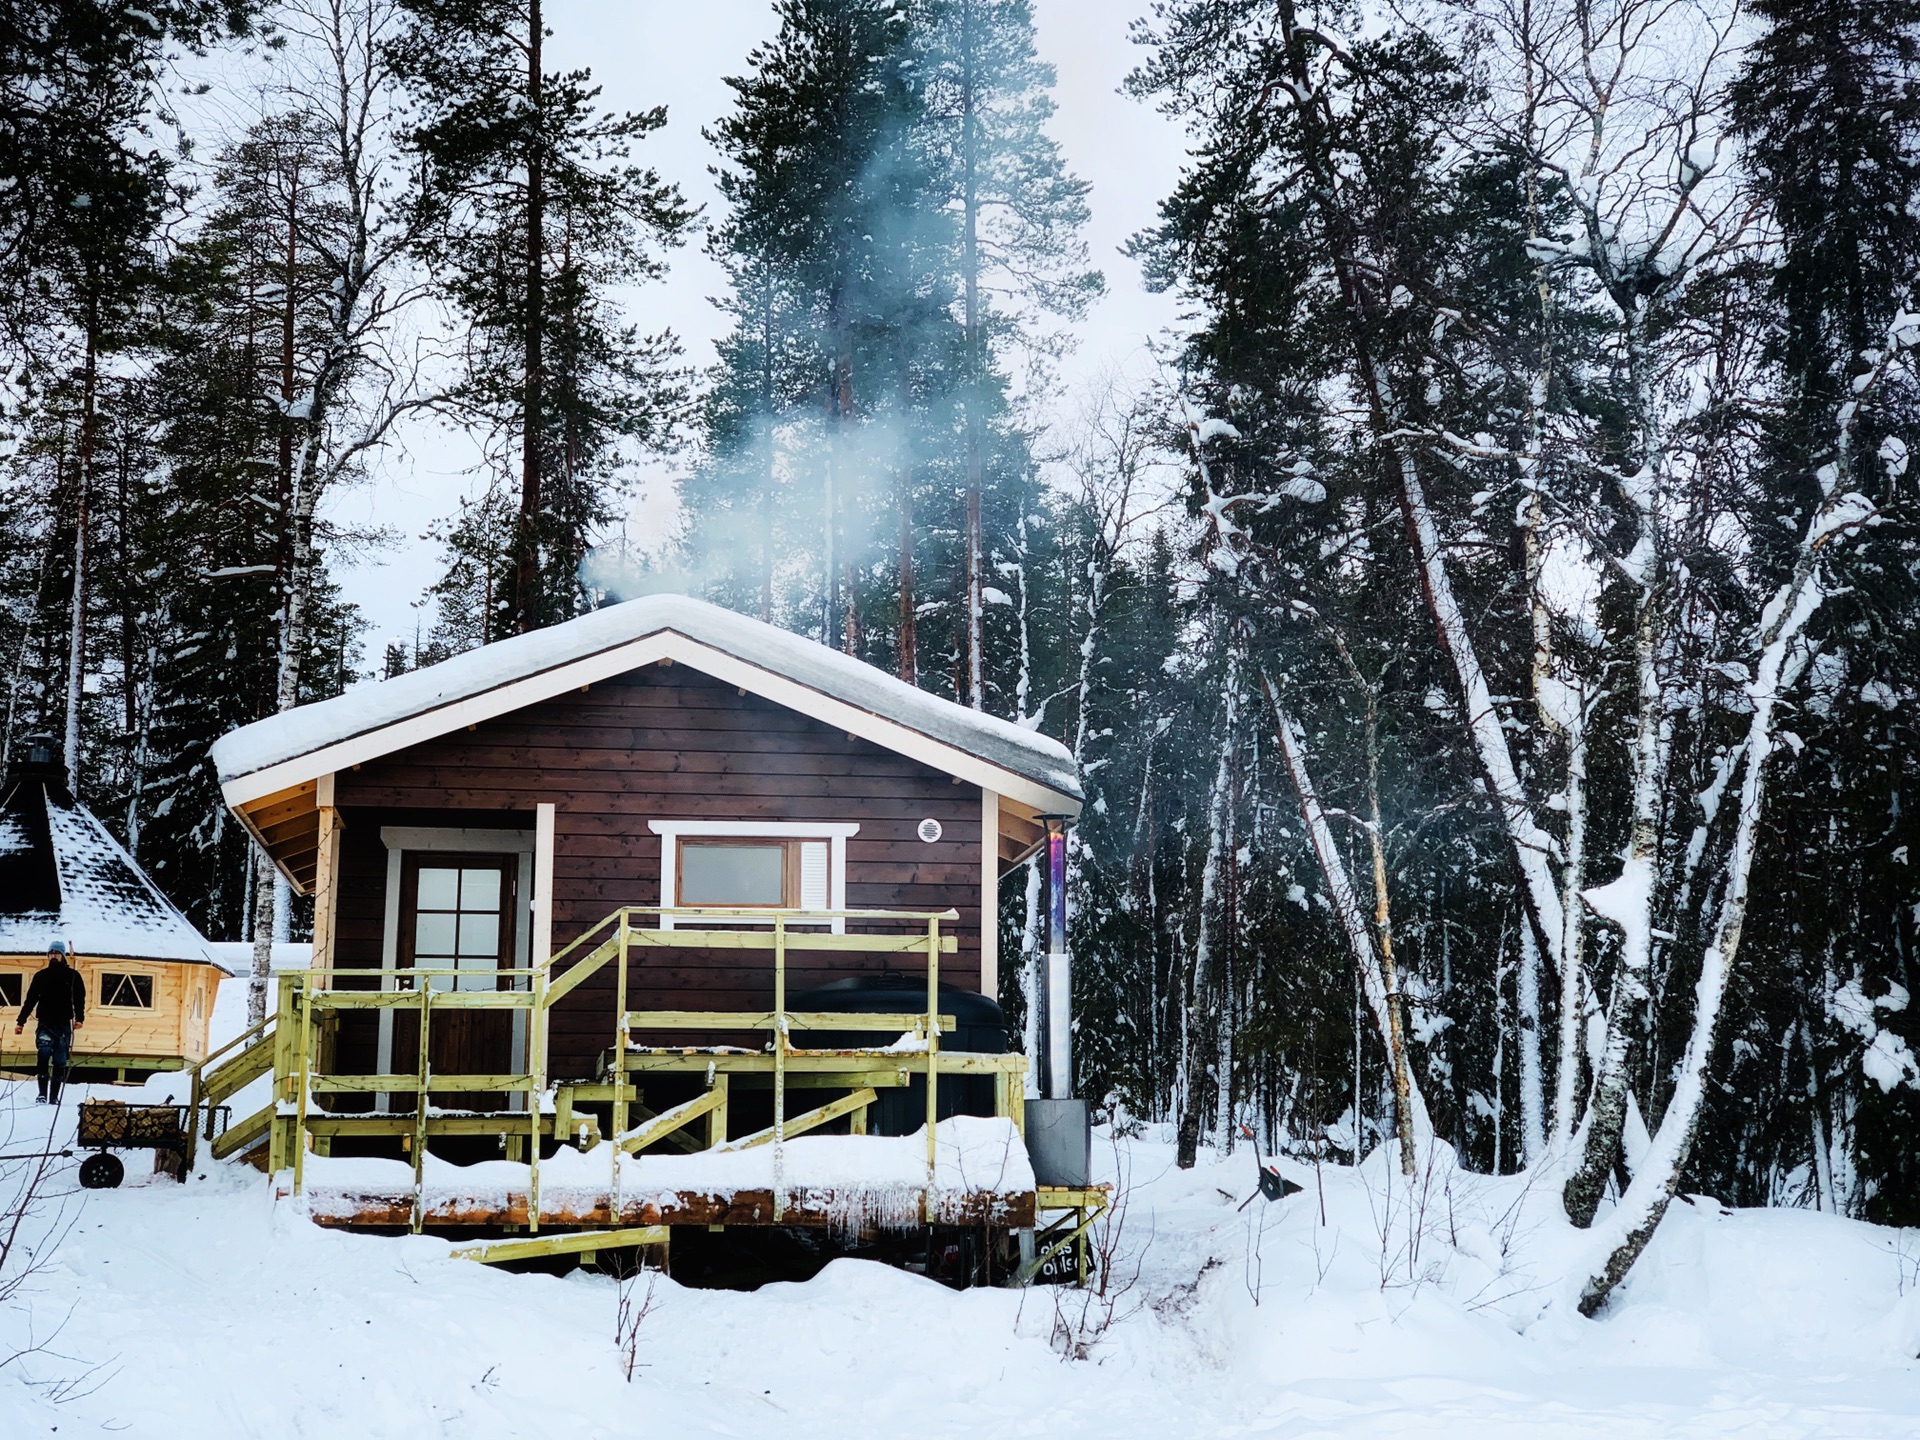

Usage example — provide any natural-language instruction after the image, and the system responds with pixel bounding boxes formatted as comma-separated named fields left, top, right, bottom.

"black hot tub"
left=787, top=974, right=1009, bottom=1136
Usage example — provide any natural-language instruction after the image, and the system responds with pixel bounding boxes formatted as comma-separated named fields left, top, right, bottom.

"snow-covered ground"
left=4, top=985, right=1919, bottom=1437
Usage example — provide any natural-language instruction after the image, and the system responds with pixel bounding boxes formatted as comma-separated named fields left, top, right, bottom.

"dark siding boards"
left=330, top=664, right=984, bottom=1081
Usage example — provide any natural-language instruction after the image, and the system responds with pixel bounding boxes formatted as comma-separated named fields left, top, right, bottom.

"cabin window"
left=677, top=838, right=828, bottom=910
left=403, top=856, right=515, bottom=993
left=100, top=972, right=155, bottom=1009
left=650, top=821, right=859, bottom=931
left=0, top=973, right=22, bottom=1008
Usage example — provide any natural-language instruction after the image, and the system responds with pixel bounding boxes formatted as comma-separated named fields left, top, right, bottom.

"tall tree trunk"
left=959, top=0, right=985, bottom=709
left=1517, top=924, right=1546, bottom=1165
left=897, top=483, right=916, bottom=681
left=1801, top=1019, right=1834, bottom=1214
left=1515, top=20, right=1588, bottom=1152
left=1213, top=784, right=1239, bottom=1154
left=514, top=0, right=545, bottom=634
left=1012, top=507, right=1032, bottom=720
left=248, top=846, right=277, bottom=1025
left=1177, top=653, right=1239, bottom=1169
left=1360, top=688, right=1419, bottom=1178
left=62, top=304, right=98, bottom=792
left=823, top=285, right=852, bottom=648
left=759, top=278, right=776, bottom=623
left=1261, top=671, right=1431, bottom=1159
left=256, top=157, right=306, bottom=979
left=115, top=437, right=135, bottom=743
left=1564, top=596, right=1668, bottom=1226
left=1554, top=708, right=1590, bottom=1145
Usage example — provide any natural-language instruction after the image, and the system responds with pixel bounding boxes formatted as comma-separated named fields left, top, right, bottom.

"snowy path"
left=4, top=1079, right=1918, bottom=1438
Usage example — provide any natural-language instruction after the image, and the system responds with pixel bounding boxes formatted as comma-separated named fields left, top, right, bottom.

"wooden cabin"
left=202, top=596, right=1092, bottom=1264
left=1, top=736, right=230, bottom=1083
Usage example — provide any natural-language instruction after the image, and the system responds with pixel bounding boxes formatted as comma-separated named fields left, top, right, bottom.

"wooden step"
left=211, top=1103, right=274, bottom=1161
left=200, top=1036, right=276, bottom=1107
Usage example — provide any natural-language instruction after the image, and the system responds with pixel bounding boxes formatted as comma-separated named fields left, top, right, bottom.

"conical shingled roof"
left=0, top=740, right=223, bottom=968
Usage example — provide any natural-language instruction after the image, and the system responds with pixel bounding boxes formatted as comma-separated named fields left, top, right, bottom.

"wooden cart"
left=76, top=1099, right=228, bottom=1188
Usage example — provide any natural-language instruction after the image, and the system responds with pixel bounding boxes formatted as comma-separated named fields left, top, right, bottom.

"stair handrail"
left=184, top=1012, right=274, bottom=1170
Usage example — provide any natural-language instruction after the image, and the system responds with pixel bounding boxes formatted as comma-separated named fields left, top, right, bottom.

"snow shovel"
left=1236, top=1124, right=1303, bottom=1210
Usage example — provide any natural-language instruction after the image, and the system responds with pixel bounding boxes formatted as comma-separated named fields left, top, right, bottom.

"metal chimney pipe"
left=1045, top=816, right=1070, bottom=1100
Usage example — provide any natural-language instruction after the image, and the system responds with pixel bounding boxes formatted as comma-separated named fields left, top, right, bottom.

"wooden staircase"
left=185, top=1015, right=278, bottom=1167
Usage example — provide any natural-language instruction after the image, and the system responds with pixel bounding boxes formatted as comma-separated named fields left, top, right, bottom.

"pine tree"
left=0, top=2, right=258, bottom=353
left=390, top=0, right=692, bottom=635
left=918, top=0, right=1100, bottom=706
left=694, top=0, right=954, bottom=655
left=1725, top=0, right=1920, bottom=1224
left=690, top=0, right=1090, bottom=707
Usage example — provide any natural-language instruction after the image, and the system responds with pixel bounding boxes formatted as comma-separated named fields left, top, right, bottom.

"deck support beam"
left=452, top=1225, right=669, bottom=1267
left=716, top=1087, right=876, bottom=1152
left=617, top=1080, right=728, bottom=1154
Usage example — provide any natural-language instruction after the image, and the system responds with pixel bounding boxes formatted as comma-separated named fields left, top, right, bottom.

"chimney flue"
left=8, top=733, right=62, bottom=785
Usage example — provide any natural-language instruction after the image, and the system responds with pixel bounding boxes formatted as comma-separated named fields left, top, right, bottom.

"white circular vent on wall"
left=916, top=818, right=943, bottom=844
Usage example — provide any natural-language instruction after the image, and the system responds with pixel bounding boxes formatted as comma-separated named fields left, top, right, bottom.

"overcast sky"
left=325, top=0, right=1190, bottom=657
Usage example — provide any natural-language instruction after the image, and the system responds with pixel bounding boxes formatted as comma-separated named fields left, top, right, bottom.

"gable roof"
left=0, top=763, right=224, bottom=968
left=211, top=594, right=1083, bottom=820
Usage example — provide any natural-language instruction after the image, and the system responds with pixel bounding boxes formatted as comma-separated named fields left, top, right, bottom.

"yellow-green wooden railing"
left=193, top=905, right=1026, bottom=1232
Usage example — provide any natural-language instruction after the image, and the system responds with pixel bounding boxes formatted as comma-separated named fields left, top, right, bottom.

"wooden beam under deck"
left=298, top=1186, right=1037, bottom=1231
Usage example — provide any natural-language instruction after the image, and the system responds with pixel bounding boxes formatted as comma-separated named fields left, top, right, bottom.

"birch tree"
left=234, top=0, right=442, bottom=1024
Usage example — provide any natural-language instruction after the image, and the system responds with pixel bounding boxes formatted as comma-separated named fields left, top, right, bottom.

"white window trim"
left=376, top=826, right=535, bottom=1109
left=648, top=821, right=858, bottom=934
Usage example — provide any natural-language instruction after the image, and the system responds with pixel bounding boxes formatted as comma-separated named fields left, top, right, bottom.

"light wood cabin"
left=1, top=737, right=231, bottom=1083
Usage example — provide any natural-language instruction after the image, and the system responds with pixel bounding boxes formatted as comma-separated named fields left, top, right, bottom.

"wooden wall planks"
left=328, top=665, right=986, bottom=1082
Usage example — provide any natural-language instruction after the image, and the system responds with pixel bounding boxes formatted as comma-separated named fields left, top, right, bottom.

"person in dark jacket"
left=14, top=940, right=86, bottom=1105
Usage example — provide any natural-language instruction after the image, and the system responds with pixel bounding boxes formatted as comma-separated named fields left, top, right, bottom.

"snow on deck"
left=294, top=1116, right=1037, bottom=1230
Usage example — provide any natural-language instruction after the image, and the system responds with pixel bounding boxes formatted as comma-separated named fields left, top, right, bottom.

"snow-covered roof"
left=212, top=594, right=1082, bottom=812
left=0, top=765, right=226, bottom=969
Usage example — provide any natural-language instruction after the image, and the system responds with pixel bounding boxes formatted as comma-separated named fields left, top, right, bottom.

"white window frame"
left=648, top=821, right=858, bottom=933
left=377, top=826, right=535, bottom=1109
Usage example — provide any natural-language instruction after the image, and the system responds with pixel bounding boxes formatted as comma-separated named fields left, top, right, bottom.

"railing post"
left=529, top=957, right=547, bottom=1235
left=773, top=913, right=787, bottom=1223
left=925, top=916, right=940, bottom=1197
left=410, top=982, right=431, bottom=1233
left=185, top=1057, right=205, bottom=1173
left=612, top=910, right=631, bottom=1212
left=293, top=973, right=314, bottom=1196
left=269, top=976, right=297, bottom=1176
left=707, top=1072, right=729, bottom=1149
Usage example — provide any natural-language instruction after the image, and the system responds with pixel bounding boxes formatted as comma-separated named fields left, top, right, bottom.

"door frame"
left=378, top=826, right=534, bottom=1110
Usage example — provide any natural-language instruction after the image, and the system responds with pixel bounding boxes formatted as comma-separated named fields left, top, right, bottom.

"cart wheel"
left=79, top=1152, right=125, bottom=1190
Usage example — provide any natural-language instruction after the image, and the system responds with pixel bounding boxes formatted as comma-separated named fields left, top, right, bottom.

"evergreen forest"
left=4, top=0, right=1918, bottom=1315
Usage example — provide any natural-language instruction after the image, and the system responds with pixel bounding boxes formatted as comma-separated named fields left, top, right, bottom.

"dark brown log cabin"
left=211, top=595, right=1081, bottom=1091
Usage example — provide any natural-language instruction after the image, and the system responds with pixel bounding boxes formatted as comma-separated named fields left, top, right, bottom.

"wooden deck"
left=187, top=906, right=1063, bottom=1264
